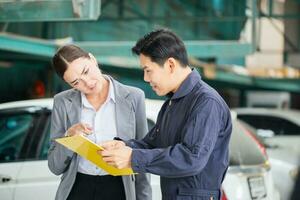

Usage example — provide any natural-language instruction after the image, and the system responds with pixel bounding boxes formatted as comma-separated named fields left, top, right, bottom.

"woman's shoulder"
left=112, top=78, right=145, bottom=98
left=53, top=88, right=78, bottom=102
left=124, top=85, right=144, bottom=97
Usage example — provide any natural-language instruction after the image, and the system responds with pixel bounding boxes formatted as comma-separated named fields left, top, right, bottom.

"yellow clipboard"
left=55, top=135, right=134, bottom=176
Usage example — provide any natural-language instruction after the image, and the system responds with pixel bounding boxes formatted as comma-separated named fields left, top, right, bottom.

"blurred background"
left=2, top=0, right=300, bottom=107
left=1, top=0, right=300, bottom=200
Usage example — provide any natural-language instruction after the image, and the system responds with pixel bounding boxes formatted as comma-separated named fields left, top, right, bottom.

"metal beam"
left=0, top=33, right=57, bottom=57
left=76, top=40, right=252, bottom=59
left=251, top=0, right=257, bottom=52
left=185, top=41, right=252, bottom=58
left=0, top=0, right=101, bottom=22
left=254, top=78, right=300, bottom=92
left=260, top=13, right=300, bottom=19
left=76, top=41, right=135, bottom=57
left=0, top=33, right=252, bottom=59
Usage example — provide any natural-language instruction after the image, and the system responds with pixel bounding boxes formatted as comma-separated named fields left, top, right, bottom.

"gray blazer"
left=48, top=77, right=151, bottom=200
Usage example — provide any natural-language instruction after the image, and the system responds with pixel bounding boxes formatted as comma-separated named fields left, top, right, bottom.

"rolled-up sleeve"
left=130, top=99, right=222, bottom=178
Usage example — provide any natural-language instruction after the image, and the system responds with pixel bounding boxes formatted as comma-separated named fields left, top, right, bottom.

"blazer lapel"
left=112, top=78, right=135, bottom=140
left=65, top=89, right=82, bottom=127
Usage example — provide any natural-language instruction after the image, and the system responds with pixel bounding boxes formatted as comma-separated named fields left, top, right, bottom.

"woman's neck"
left=86, top=77, right=109, bottom=110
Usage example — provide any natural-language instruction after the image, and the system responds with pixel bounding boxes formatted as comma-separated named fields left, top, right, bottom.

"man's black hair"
left=132, top=29, right=188, bottom=67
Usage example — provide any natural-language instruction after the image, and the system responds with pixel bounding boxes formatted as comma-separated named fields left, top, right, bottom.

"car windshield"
left=238, top=114, right=300, bottom=136
left=229, top=119, right=267, bottom=166
left=0, top=112, right=33, bottom=162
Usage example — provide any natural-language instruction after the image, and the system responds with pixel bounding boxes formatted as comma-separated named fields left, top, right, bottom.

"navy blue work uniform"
left=127, top=69, right=232, bottom=200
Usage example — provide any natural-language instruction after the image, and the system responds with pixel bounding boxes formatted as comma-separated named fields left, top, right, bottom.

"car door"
left=0, top=162, right=23, bottom=200
left=13, top=109, right=60, bottom=200
left=0, top=109, right=39, bottom=200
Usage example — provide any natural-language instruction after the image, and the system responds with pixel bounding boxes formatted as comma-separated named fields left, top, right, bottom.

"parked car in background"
left=234, top=108, right=300, bottom=152
left=234, top=107, right=300, bottom=199
left=0, top=99, right=279, bottom=200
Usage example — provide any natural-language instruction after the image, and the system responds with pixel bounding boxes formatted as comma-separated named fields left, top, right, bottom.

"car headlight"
left=289, top=168, right=299, bottom=180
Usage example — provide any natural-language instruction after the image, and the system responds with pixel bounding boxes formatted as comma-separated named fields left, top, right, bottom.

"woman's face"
left=63, top=54, right=103, bottom=95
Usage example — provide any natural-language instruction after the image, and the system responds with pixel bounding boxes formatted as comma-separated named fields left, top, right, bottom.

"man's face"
left=139, top=54, right=173, bottom=96
left=63, top=55, right=103, bottom=95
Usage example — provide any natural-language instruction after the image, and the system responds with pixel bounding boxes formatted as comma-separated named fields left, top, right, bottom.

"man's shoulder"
left=192, top=81, right=229, bottom=110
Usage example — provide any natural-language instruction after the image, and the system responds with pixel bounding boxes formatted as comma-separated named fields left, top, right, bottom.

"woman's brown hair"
left=52, top=44, right=90, bottom=78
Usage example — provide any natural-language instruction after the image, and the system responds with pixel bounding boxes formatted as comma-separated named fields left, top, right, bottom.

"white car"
left=0, top=99, right=279, bottom=200
left=233, top=108, right=300, bottom=152
left=234, top=108, right=300, bottom=200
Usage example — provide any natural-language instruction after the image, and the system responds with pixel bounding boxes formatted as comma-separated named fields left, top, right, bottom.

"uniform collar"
left=169, top=68, right=201, bottom=100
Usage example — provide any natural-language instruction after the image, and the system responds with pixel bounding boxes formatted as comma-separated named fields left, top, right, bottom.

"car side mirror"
left=257, top=129, right=275, bottom=138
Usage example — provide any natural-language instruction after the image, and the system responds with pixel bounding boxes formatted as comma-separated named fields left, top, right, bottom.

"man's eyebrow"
left=70, top=66, right=86, bottom=84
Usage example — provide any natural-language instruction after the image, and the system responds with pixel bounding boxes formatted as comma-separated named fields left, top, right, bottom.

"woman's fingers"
left=67, top=123, right=93, bottom=136
left=81, top=123, right=93, bottom=135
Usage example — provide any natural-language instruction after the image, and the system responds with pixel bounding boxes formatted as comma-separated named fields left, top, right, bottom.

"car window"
left=238, top=115, right=300, bottom=135
left=237, top=115, right=264, bottom=130
left=0, top=113, right=33, bottom=162
left=229, top=120, right=267, bottom=166
left=281, top=120, right=300, bottom=135
left=39, top=117, right=51, bottom=160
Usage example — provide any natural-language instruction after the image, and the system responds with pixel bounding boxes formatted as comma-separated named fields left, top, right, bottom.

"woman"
left=47, top=44, right=151, bottom=200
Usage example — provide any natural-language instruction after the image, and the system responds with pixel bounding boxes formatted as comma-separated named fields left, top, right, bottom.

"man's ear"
left=167, top=57, right=177, bottom=73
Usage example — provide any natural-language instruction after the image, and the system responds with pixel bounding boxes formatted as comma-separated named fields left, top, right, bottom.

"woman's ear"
left=88, top=53, right=98, bottom=65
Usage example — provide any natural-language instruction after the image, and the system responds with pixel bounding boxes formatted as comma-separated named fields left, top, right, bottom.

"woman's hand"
left=65, top=123, right=92, bottom=137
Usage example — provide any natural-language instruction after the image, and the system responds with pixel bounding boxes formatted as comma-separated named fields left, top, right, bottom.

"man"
left=100, top=29, right=232, bottom=200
